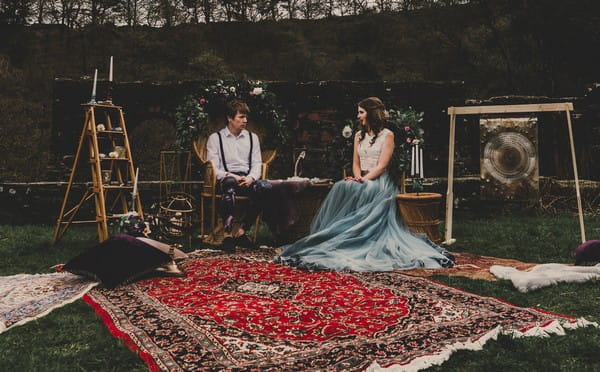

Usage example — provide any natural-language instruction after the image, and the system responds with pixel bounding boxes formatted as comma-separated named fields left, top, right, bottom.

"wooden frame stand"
left=53, top=103, right=142, bottom=243
left=444, top=102, right=586, bottom=245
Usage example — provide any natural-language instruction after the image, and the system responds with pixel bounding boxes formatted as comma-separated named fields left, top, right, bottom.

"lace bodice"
left=357, top=128, right=392, bottom=171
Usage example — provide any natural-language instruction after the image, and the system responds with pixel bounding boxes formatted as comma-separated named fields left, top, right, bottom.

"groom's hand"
left=238, top=176, right=254, bottom=187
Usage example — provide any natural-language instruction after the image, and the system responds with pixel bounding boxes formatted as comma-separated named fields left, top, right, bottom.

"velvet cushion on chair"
left=64, top=234, right=172, bottom=288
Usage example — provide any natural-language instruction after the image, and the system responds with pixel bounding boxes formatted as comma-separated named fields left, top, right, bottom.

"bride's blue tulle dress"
left=277, top=173, right=453, bottom=271
left=277, top=129, right=452, bottom=272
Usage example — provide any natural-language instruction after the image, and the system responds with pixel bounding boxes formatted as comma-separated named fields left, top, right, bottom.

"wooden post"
left=444, top=110, right=456, bottom=245
left=565, top=109, right=586, bottom=243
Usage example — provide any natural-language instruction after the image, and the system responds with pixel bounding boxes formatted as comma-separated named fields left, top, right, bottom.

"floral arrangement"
left=117, top=211, right=154, bottom=238
left=174, top=80, right=290, bottom=151
left=386, top=107, right=425, bottom=179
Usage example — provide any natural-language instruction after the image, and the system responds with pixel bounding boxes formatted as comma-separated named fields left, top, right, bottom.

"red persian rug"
left=84, top=250, right=591, bottom=371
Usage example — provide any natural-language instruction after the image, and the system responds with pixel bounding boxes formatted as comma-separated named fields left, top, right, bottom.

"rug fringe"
left=367, top=317, right=598, bottom=372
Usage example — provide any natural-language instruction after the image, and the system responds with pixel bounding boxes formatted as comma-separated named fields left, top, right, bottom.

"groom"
left=206, top=100, right=270, bottom=252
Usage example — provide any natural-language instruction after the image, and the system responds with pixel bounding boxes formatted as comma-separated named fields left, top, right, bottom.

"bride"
left=276, top=97, right=454, bottom=271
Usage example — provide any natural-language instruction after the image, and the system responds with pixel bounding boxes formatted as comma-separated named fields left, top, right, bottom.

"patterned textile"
left=402, top=251, right=537, bottom=281
left=85, top=250, right=593, bottom=371
left=0, top=272, right=98, bottom=333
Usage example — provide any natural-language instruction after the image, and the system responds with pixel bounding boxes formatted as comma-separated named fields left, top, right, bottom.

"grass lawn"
left=1, top=211, right=599, bottom=371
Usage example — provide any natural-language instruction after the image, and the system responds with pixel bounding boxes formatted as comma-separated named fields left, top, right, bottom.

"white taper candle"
left=131, top=167, right=139, bottom=211
left=411, top=145, right=415, bottom=176
left=109, top=56, right=113, bottom=82
left=133, top=167, right=139, bottom=193
left=415, top=144, right=419, bottom=177
left=419, top=146, right=424, bottom=178
left=91, top=69, right=98, bottom=97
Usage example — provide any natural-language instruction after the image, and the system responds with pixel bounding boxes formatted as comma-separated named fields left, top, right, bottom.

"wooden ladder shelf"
left=53, top=103, right=143, bottom=243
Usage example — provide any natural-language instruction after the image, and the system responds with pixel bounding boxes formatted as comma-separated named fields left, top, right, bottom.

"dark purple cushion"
left=64, top=234, right=171, bottom=288
left=574, top=240, right=600, bottom=266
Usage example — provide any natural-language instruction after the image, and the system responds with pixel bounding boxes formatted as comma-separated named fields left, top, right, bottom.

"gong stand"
left=444, top=102, right=586, bottom=245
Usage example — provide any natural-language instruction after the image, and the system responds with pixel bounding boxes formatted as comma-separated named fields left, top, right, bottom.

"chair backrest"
left=192, top=136, right=277, bottom=193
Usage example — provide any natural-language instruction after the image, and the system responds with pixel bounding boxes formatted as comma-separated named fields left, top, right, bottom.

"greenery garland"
left=174, top=80, right=289, bottom=151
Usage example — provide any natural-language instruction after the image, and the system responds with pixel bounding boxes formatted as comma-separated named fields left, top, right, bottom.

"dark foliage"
left=1, top=0, right=599, bottom=181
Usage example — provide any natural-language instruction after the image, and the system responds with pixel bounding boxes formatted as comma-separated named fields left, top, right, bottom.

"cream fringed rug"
left=0, top=272, right=98, bottom=333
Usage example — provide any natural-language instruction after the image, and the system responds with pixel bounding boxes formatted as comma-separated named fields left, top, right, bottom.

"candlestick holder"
left=88, top=95, right=97, bottom=104
left=105, top=81, right=113, bottom=104
left=412, top=177, right=424, bottom=195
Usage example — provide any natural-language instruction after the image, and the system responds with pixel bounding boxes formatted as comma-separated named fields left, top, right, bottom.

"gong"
left=480, top=117, right=539, bottom=201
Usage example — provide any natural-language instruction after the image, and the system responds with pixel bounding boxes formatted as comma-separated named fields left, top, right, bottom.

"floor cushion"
left=64, top=234, right=172, bottom=288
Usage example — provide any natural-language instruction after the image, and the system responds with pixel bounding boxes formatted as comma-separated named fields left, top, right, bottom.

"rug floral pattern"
left=85, top=250, right=580, bottom=371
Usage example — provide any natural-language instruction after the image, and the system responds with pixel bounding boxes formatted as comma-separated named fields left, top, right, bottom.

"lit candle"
left=109, top=56, right=113, bottom=82
left=91, top=69, right=98, bottom=98
left=419, top=146, right=424, bottom=178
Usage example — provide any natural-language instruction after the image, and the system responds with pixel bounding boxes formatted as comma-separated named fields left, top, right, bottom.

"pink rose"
left=198, top=98, right=206, bottom=104
left=406, top=137, right=412, bottom=143
left=404, top=126, right=411, bottom=132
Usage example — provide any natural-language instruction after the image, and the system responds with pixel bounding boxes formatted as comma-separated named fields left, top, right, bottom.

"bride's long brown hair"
left=357, top=97, right=387, bottom=145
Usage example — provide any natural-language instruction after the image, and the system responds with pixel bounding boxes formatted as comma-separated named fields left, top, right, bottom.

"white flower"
left=342, top=125, right=353, bottom=138
left=412, top=139, right=420, bottom=145
left=109, top=151, right=119, bottom=158
left=229, top=86, right=236, bottom=93
left=96, top=124, right=105, bottom=131
left=252, top=87, right=263, bottom=96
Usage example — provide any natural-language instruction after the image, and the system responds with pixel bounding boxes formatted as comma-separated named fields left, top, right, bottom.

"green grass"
left=1, top=213, right=599, bottom=371
left=0, top=226, right=146, bottom=371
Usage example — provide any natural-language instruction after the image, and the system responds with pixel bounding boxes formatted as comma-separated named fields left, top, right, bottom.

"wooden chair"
left=193, top=137, right=277, bottom=243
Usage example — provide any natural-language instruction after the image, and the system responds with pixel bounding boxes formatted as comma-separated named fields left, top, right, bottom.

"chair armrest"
left=261, top=150, right=277, bottom=179
left=203, top=159, right=218, bottom=194
left=262, top=150, right=277, bottom=165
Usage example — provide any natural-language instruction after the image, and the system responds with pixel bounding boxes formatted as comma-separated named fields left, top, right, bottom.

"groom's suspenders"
left=217, top=131, right=253, bottom=175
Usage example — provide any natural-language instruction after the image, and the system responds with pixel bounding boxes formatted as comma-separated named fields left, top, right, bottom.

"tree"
left=114, top=0, right=142, bottom=26
left=256, top=0, right=279, bottom=20
left=0, top=0, right=34, bottom=24
left=280, top=0, right=299, bottom=19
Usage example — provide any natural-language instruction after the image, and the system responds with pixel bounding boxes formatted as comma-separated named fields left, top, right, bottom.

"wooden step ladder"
left=53, top=103, right=143, bottom=243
